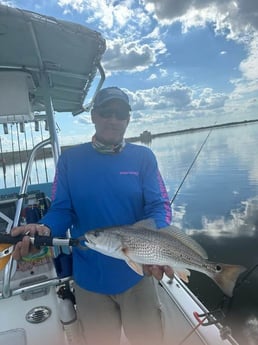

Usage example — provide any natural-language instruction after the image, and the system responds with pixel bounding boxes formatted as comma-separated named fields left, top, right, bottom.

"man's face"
left=91, top=100, right=130, bottom=145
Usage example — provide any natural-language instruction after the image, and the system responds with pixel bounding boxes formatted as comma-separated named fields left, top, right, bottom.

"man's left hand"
left=143, top=264, right=174, bottom=281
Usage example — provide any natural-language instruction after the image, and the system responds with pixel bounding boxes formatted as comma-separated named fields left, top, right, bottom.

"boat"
left=0, top=4, right=240, bottom=345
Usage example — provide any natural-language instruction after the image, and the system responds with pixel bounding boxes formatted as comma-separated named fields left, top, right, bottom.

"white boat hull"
left=160, top=275, right=237, bottom=345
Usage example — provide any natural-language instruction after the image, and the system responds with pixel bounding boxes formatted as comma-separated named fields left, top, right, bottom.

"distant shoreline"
left=1, top=118, right=258, bottom=165
left=127, top=118, right=258, bottom=142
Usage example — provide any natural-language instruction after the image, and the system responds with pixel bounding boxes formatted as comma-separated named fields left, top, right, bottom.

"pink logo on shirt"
left=120, top=171, right=139, bottom=176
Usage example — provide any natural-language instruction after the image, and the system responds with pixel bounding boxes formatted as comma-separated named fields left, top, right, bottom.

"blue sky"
left=1, top=0, right=258, bottom=146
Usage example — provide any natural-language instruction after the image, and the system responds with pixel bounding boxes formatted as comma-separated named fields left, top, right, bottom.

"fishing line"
left=170, top=125, right=214, bottom=205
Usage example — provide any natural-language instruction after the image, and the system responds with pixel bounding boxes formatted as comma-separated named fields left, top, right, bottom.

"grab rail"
left=2, top=138, right=52, bottom=298
left=0, top=276, right=71, bottom=300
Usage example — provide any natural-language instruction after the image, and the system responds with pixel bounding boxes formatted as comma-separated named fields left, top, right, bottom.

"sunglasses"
left=97, top=107, right=130, bottom=121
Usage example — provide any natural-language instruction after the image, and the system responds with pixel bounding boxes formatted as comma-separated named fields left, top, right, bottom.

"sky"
left=1, top=0, right=258, bottom=146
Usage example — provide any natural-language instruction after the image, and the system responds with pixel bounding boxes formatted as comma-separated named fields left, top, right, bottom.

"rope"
left=177, top=312, right=208, bottom=345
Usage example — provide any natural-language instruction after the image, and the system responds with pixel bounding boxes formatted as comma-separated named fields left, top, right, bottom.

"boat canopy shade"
left=0, top=4, right=106, bottom=115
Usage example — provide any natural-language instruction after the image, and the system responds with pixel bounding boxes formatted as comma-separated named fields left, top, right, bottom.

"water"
left=150, top=123, right=258, bottom=345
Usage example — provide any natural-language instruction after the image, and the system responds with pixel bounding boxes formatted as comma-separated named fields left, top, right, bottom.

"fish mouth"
left=75, top=234, right=92, bottom=250
left=83, top=233, right=100, bottom=247
left=83, top=234, right=91, bottom=244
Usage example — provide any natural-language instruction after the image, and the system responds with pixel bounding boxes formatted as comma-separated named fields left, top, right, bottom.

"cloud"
left=237, top=0, right=258, bottom=31
left=57, top=0, right=167, bottom=74
left=103, top=39, right=158, bottom=72
left=5, top=0, right=256, bottom=130
left=239, top=34, right=258, bottom=80
left=0, top=0, right=14, bottom=6
left=56, top=0, right=258, bottom=87
left=127, top=83, right=228, bottom=121
left=58, top=0, right=87, bottom=14
left=228, top=32, right=258, bottom=110
left=143, top=0, right=258, bottom=37
left=128, top=84, right=192, bottom=112
left=140, top=0, right=258, bottom=117
left=58, top=0, right=149, bottom=34
left=148, top=74, right=158, bottom=80
left=196, top=88, right=228, bottom=110
left=160, top=68, right=169, bottom=77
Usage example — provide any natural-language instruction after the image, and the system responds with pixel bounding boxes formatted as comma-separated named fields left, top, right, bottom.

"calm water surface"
left=151, top=123, right=258, bottom=345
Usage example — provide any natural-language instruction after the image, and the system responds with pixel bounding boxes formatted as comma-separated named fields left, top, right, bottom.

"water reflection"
left=150, top=123, right=258, bottom=345
left=186, top=196, right=258, bottom=238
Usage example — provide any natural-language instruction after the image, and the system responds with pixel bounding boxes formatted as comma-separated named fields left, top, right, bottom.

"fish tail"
left=210, top=263, right=246, bottom=297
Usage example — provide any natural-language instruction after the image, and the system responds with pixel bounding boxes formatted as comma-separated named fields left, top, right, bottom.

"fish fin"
left=122, top=247, right=144, bottom=275
left=209, top=263, right=246, bottom=297
left=132, top=218, right=157, bottom=230
left=175, top=269, right=191, bottom=283
left=126, top=259, right=144, bottom=276
left=160, top=225, right=208, bottom=259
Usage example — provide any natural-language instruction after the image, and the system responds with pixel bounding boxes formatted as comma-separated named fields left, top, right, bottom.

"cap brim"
left=97, top=96, right=131, bottom=110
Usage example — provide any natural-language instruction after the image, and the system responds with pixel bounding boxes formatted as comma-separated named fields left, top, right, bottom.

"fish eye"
left=93, top=231, right=100, bottom=237
left=216, top=265, right=222, bottom=272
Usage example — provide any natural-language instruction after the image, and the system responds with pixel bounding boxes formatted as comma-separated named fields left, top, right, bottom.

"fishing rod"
left=0, top=232, right=85, bottom=251
left=170, top=125, right=215, bottom=205
left=0, top=232, right=86, bottom=271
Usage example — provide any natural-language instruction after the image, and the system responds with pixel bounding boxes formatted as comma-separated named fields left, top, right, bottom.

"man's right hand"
left=11, top=224, right=50, bottom=260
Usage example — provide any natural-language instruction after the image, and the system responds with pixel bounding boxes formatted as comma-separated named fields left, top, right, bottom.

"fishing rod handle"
left=0, top=233, right=24, bottom=245
left=0, top=232, right=78, bottom=248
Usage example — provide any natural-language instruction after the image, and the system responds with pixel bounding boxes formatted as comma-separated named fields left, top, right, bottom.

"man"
left=12, top=86, right=173, bottom=345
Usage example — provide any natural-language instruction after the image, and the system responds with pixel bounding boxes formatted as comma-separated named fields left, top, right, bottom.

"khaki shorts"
left=74, top=276, right=166, bottom=345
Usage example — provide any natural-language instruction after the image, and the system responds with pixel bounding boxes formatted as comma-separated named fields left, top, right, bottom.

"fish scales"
left=117, top=227, right=217, bottom=273
left=85, top=220, right=246, bottom=297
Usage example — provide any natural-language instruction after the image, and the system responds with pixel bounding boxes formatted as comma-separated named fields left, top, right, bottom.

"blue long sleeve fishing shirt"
left=40, top=142, right=172, bottom=294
